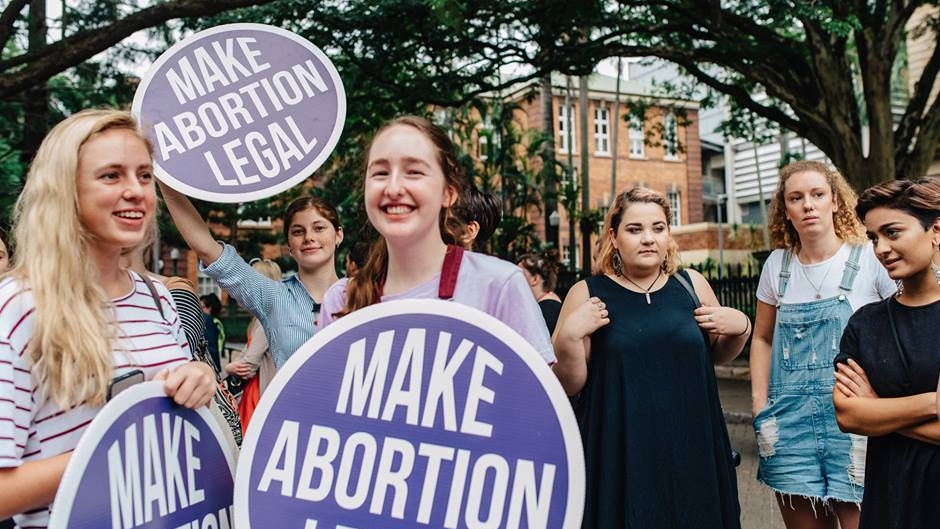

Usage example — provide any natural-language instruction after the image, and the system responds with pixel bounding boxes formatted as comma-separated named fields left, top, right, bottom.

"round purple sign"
left=235, top=299, right=584, bottom=529
left=132, top=23, right=346, bottom=202
left=49, top=383, right=237, bottom=529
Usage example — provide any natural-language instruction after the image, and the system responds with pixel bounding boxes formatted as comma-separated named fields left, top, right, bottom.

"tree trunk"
left=19, top=0, right=48, bottom=166
left=579, top=74, right=591, bottom=273
left=565, top=76, right=576, bottom=272
left=610, top=58, right=622, bottom=203
left=540, top=74, right=559, bottom=249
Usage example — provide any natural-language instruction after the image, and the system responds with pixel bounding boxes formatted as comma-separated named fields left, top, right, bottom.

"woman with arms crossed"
left=834, top=178, right=940, bottom=529
left=0, top=110, right=215, bottom=526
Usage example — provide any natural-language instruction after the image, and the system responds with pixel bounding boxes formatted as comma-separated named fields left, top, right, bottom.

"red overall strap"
left=374, top=244, right=464, bottom=302
left=437, top=244, right=464, bottom=300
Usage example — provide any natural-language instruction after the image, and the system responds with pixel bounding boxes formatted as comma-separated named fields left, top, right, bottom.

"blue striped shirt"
left=202, top=244, right=320, bottom=367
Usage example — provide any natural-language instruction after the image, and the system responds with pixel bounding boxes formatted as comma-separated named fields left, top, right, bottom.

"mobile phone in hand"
left=107, top=369, right=144, bottom=401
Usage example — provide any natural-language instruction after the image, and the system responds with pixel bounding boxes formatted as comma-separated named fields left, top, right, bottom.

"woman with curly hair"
left=750, top=160, right=895, bottom=529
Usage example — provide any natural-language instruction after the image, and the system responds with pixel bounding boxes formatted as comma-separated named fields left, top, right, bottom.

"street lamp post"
left=170, top=248, right=181, bottom=276
left=716, top=193, right=727, bottom=283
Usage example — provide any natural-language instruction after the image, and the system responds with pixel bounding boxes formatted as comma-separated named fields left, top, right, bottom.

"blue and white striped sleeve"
left=201, top=243, right=279, bottom=322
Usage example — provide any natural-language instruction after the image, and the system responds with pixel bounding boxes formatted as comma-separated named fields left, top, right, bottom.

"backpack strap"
left=140, top=273, right=166, bottom=321
left=673, top=269, right=715, bottom=351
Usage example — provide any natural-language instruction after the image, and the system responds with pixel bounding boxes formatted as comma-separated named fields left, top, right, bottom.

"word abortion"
left=152, top=37, right=331, bottom=186
left=254, top=328, right=560, bottom=529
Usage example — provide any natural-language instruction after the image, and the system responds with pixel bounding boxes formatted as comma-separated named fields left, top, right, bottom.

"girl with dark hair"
left=518, top=249, right=563, bottom=334
left=750, top=161, right=894, bottom=529
left=162, top=186, right=342, bottom=367
left=553, top=187, right=748, bottom=529
left=834, top=177, right=940, bottom=529
left=317, top=116, right=553, bottom=363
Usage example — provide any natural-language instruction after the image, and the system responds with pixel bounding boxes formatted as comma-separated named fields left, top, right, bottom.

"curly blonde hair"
left=769, top=160, right=866, bottom=252
left=597, top=187, right=681, bottom=276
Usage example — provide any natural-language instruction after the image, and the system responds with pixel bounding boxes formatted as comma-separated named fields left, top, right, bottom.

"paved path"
left=719, top=377, right=788, bottom=529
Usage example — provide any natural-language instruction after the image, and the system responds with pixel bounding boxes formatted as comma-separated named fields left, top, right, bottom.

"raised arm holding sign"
left=132, top=23, right=345, bottom=203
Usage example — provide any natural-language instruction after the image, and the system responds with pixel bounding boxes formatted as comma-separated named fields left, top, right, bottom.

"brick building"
left=506, top=73, right=704, bottom=266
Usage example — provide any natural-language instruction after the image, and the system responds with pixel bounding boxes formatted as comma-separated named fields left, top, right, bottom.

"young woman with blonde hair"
left=0, top=110, right=215, bottom=526
left=317, top=116, right=553, bottom=363
left=750, top=160, right=895, bottom=529
left=553, top=186, right=749, bottom=529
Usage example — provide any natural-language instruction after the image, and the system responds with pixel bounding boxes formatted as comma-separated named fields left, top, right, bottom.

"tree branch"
left=898, top=82, right=940, bottom=180
left=895, top=23, right=940, bottom=155
left=0, top=0, right=278, bottom=99
left=0, top=0, right=29, bottom=53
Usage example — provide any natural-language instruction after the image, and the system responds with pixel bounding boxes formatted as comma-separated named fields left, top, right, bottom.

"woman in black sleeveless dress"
left=553, top=188, right=750, bottom=529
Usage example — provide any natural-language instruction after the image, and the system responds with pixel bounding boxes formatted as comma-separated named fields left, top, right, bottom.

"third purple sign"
left=132, top=23, right=345, bottom=202
left=236, top=299, right=584, bottom=529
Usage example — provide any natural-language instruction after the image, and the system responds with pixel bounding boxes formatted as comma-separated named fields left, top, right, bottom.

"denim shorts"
left=754, top=391, right=866, bottom=503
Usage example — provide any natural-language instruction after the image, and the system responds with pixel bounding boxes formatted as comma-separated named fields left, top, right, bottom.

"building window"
left=663, top=112, right=679, bottom=161
left=594, top=106, right=610, bottom=155
left=629, top=115, right=644, bottom=158
left=668, top=189, right=682, bottom=226
left=197, top=269, right=221, bottom=297
left=558, top=104, right=576, bottom=153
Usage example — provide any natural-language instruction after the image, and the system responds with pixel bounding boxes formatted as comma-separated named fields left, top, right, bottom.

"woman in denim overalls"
left=750, top=161, right=896, bottom=529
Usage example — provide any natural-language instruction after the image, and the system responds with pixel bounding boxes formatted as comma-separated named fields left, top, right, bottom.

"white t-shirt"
left=757, top=243, right=896, bottom=310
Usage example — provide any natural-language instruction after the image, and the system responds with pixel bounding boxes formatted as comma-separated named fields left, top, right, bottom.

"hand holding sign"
left=132, top=24, right=345, bottom=203
left=49, top=383, right=237, bottom=529
left=236, top=300, right=584, bottom=529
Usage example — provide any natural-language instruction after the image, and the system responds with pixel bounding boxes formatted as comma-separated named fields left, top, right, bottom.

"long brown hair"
left=597, top=187, right=681, bottom=276
left=338, top=116, right=468, bottom=317
left=769, top=160, right=866, bottom=251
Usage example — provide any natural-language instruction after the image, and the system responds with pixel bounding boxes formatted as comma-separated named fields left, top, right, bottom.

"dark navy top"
left=576, top=272, right=741, bottom=529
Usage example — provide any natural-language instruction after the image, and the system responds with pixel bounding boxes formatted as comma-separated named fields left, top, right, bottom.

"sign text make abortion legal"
left=237, top=301, right=584, bottom=529
left=133, top=24, right=345, bottom=202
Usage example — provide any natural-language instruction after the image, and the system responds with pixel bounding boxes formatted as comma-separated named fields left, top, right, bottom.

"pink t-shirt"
left=319, top=251, right=555, bottom=363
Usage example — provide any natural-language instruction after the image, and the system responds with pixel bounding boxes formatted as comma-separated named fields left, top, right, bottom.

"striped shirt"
left=202, top=243, right=320, bottom=367
left=0, top=271, right=190, bottom=529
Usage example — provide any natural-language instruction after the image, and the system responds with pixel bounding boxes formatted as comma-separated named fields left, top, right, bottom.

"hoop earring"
left=932, top=243, right=940, bottom=287
left=612, top=251, right=623, bottom=277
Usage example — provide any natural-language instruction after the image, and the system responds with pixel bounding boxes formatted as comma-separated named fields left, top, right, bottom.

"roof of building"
left=503, top=72, right=698, bottom=108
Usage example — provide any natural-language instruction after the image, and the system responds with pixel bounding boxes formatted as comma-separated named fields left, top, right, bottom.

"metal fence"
left=689, top=262, right=762, bottom=320
left=558, top=263, right=761, bottom=320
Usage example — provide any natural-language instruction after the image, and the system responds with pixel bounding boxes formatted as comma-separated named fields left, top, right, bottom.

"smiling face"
left=76, top=128, right=155, bottom=259
left=864, top=206, right=940, bottom=280
left=610, top=201, right=670, bottom=274
left=783, top=170, right=839, bottom=239
left=286, top=206, right=342, bottom=271
left=364, top=124, right=457, bottom=246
